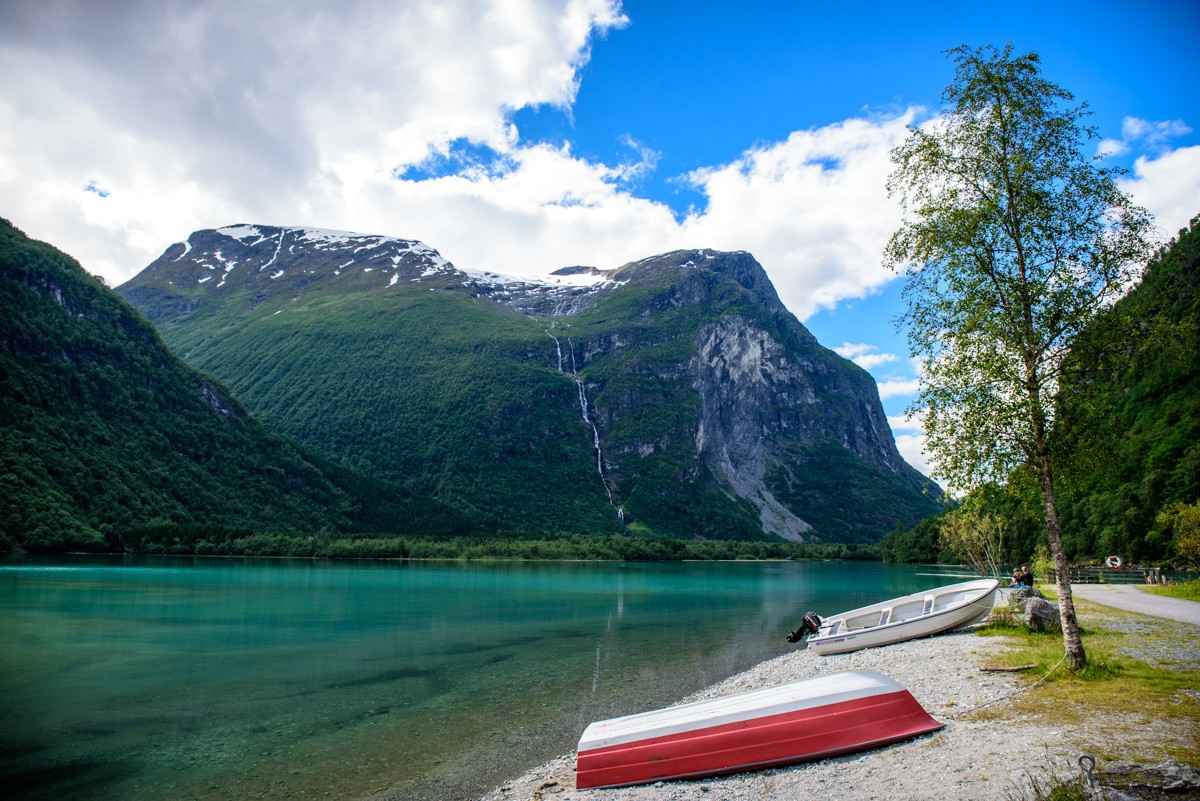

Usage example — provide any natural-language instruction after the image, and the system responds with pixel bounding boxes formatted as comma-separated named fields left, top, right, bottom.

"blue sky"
left=4, top=0, right=1199, bottom=476
left=518, top=0, right=1199, bottom=209
left=509, top=0, right=1200, bottom=428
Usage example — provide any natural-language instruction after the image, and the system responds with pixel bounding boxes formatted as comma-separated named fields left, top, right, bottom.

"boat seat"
left=922, top=596, right=934, bottom=615
left=879, top=608, right=892, bottom=625
left=890, top=599, right=925, bottom=623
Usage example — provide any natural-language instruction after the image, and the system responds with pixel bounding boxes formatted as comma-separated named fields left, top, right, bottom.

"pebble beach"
left=481, top=627, right=1069, bottom=801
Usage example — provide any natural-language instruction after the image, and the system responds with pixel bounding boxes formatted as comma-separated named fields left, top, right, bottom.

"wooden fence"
left=1049, top=566, right=1161, bottom=584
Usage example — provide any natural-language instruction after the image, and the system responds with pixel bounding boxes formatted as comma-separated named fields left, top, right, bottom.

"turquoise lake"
left=0, top=557, right=969, bottom=801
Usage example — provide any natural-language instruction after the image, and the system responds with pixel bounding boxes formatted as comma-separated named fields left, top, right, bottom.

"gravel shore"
left=480, top=628, right=1071, bottom=801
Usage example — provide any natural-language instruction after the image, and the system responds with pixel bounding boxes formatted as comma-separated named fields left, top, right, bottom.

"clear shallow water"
left=0, top=557, right=967, bottom=801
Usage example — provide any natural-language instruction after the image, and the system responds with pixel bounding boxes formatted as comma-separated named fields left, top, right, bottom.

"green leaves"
left=886, top=45, right=1153, bottom=493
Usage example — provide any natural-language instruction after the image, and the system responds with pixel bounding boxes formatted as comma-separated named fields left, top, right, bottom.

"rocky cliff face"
left=119, top=225, right=940, bottom=541
left=546, top=249, right=928, bottom=541
left=693, top=317, right=820, bottom=541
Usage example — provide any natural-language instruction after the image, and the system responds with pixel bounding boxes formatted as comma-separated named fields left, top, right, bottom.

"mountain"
left=119, top=224, right=941, bottom=541
left=0, top=219, right=463, bottom=552
left=1052, top=215, right=1200, bottom=561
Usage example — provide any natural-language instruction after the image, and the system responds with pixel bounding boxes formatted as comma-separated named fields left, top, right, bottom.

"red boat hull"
left=576, top=688, right=941, bottom=789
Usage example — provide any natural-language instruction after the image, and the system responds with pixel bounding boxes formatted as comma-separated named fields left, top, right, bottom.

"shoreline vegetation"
left=3, top=528, right=881, bottom=562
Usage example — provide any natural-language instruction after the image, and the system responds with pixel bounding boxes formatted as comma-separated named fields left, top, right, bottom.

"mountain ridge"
left=119, top=223, right=942, bottom=541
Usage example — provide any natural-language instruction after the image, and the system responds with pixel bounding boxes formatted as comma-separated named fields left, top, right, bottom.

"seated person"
left=1010, top=565, right=1033, bottom=589
left=1012, top=565, right=1032, bottom=592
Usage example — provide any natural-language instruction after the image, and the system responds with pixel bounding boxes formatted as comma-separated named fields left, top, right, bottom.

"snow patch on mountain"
left=218, top=225, right=263, bottom=242
left=464, top=269, right=549, bottom=288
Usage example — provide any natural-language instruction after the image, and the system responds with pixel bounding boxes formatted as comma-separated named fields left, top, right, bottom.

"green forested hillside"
left=168, top=287, right=626, bottom=535
left=120, top=227, right=940, bottom=541
left=883, top=216, right=1200, bottom=565
left=1052, top=216, right=1200, bottom=561
left=0, top=219, right=464, bottom=552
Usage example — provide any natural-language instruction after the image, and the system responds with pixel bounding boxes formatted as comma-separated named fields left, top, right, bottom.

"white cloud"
left=0, top=0, right=628, bottom=280
left=876, top=378, right=920, bottom=399
left=0, top=1, right=919, bottom=322
left=834, top=343, right=874, bottom=359
left=833, top=342, right=898, bottom=370
left=676, top=111, right=918, bottom=318
left=893, top=432, right=932, bottom=477
left=613, top=134, right=661, bottom=182
left=1120, top=145, right=1200, bottom=239
left=854, top=353, right=897, bottom=370
left=1097, top=116, right=1192, bottom=160
left=1121, top=116, right=1191, bottom=146
left=886, top=413, right=922, bottom=432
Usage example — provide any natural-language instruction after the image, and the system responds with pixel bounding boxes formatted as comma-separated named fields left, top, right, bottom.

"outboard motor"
left=786, top=611, right=823, bottom=643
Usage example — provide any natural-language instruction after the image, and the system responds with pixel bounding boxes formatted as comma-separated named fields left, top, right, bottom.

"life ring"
left=1105, top=555, right=1122, bottom=568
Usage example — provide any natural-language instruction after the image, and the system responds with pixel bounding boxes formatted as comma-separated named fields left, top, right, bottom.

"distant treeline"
left=880, top=515, right=956, bottom=565
left=7, top=525, right=881, bottom=562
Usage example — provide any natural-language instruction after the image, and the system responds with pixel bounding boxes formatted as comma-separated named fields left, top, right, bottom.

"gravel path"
left=1071, top=584, right=1200, bottom=625
left=480, top=629, right=1072, bottom=801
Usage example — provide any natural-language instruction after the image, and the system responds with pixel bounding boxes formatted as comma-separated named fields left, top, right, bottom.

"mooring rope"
left=944, top=651, right=1069, bottom=720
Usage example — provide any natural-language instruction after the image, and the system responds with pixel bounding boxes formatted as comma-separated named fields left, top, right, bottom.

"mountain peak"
left=610, top=248, right=784, bottom=313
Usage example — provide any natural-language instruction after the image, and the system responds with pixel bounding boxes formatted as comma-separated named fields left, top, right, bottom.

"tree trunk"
left=1015, top=231, right=1087, bottom=669
left=1034, top=447, right=1087, bottom=670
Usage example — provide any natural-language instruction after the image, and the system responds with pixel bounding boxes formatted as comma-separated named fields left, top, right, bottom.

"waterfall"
left=570, top=343, right=615, bottom=506
left=549, top=331, right=621, bottom=519
left=545, top=330, right=564, bottom=373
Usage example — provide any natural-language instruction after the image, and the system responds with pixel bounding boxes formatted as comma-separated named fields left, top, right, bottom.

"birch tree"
left=885, top=45, right=1153, bottom=669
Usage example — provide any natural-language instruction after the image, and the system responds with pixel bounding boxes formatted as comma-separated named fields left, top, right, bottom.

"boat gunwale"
left=807, top=579, right=998, bottom=645
left=577, top=670, right=903, bottom=751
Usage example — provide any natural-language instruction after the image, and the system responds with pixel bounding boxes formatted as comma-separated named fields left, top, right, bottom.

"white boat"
left=804, top=578, right=999, bottom=656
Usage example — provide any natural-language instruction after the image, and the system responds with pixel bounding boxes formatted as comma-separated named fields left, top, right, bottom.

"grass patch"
left=1004, top=764, right=1088, bottom=801
left=975, top=620, right=1122, bottom=682
left=1139, top=579, right=1200, bottom=602
left=973, top=589, right=1200, bottom=765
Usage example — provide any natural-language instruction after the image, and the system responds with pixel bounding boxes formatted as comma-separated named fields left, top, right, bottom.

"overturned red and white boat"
left=575, top=670, right=941, bottom=789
